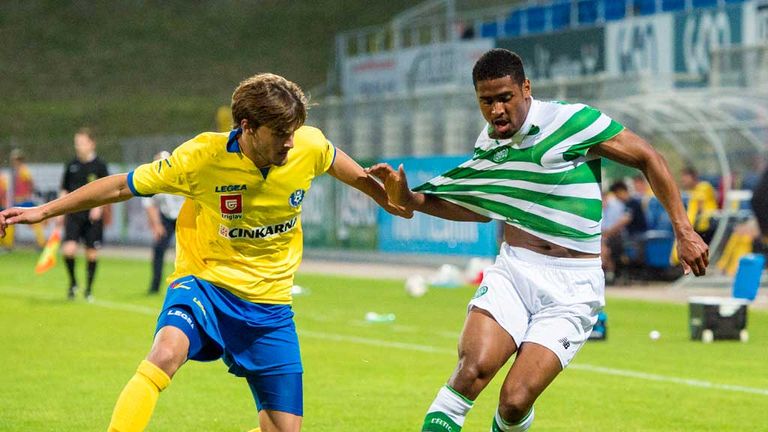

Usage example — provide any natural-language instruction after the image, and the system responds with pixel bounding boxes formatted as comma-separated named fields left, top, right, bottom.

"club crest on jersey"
left=492, top=147, right=509, bottom=163
left=289, top=189, right=305, bottom=208
left=220, top=194, right=243, bottom=220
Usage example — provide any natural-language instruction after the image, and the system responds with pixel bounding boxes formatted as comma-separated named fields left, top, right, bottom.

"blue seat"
left=577, top=0, right=597, bottom=25
left=480, top=21, right=499, bottom=38
left=605, top=1, right=626, bottom=20
left=661, top=0, right=685, bottom=11
left=634, top=0, right=656, bottom=15
left=504, top=10, right=522, bottom=37
left=646, top=197, right=673, bottom=232
left=644, top=230, right=675, bottom=269
left=692, top=0, right=717, bottom=6
left=526, top=6, right=546, bottom=33
left=551, top=2, right=571, bottom=30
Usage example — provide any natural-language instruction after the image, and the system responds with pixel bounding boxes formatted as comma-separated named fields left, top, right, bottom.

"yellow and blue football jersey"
left=128, top=126, right=335, bottom=304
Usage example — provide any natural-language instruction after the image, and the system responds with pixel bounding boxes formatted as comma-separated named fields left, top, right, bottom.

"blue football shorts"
left=156, top=275, right=303, bottom=415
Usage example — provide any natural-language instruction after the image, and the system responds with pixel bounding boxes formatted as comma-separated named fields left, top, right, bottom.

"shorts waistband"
left=501, top=243, right=602, bottom=269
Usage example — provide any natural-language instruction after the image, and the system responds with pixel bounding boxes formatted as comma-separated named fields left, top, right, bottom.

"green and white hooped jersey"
left=414, top=98, right=624, bottom=254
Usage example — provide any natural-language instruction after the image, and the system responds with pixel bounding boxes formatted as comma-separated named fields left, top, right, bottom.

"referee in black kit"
left=60, top=128, right=109, bottom=301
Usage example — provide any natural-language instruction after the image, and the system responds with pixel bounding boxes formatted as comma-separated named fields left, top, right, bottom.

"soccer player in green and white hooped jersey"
left=368, top=49, right=709, bottom=432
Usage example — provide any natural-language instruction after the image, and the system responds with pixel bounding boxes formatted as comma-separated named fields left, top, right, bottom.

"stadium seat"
left=692, top=0, right=717, bottom=6
left=644, top=230, right=675, bottom=269
left=550, top=2, right=571, bottom=31
left=646, top=196, right=674, bottom=232
left=724, top=0, right=746, bottom=3
left=504, top=10, right=522, bottom=37
left=604, top=0, right=627, bottom=21
left=661, top=0, right=685, bottom=11
left=525, top=6, right=546, bottom=33
left=634, top=0, right=656, bottom=15
left=577, top=0, right=598, bottom=25
left=480, top=21, right=499, bottom=38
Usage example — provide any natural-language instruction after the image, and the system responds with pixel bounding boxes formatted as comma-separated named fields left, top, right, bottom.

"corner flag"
left=35, top=228, right=61, bottom=274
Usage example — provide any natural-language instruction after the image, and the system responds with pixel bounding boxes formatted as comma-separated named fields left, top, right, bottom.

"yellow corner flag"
left=35, top=228, right=62, bottom=274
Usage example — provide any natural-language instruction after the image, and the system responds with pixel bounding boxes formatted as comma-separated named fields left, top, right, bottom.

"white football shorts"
left=468, top=243, right=605, bottom=368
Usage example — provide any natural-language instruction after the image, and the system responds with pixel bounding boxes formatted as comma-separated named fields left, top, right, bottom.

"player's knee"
left=498, top=385, right=535, bottom=421
left=455, top=355, right=496, bottom=384
left=146, top=345, right=186, bottom=377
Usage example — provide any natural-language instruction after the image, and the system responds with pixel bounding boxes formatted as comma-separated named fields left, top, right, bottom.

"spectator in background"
left=0, top=167, right=9, bottom=251
left=60, top=128, right=110, bottom=301
left=632, top=175, right=652, bottom=213
left=612, top=181, right=648, bottom=239
left=143, top=151, right=185, bottom=295
left=681, top=166, right=718, bottom=244
left=10, top=149, right=46, bottom=248
left=601, top=186, right=627, bottom=284
left=751, top=166, right=768, bottom=255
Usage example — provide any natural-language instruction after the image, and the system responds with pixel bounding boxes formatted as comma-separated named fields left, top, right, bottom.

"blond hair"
left=231, top=73, right=307, bottom=135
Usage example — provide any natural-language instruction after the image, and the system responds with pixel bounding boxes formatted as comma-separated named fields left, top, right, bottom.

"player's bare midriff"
left=503, top=224, right=599, bottom=258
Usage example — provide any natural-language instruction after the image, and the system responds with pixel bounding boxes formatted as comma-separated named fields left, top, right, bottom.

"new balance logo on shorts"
left=558, top=337, right=570, bottom=349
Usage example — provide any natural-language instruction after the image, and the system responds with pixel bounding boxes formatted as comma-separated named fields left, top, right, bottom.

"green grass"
left=1, top=250, right=766, bottom=431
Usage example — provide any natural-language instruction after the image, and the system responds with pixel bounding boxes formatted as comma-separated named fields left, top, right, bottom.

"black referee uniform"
left=61, top=157, right=109, bottom=298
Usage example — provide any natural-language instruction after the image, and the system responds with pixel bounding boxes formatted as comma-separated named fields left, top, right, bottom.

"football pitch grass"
left=1, top=251, right=766, bottom=431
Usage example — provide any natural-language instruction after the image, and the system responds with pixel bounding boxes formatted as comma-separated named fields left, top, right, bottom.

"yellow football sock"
left=108, top=360, right=171, bottom=432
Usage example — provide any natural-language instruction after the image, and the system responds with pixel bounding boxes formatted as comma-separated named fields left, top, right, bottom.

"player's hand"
left=89, top=207, right=103, bottom=222
left=0, top=206, right=46, bottom=237
left=366, top=163, right=414, bottom=210
left=676, top=229, right=709, bottom=276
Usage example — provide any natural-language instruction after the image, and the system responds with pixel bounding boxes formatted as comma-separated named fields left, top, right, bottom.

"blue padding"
left=692, top=0, right=717, bottom=6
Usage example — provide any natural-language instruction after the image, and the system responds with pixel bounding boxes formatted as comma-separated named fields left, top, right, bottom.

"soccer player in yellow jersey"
left=0, top=73, right=409, bottom=432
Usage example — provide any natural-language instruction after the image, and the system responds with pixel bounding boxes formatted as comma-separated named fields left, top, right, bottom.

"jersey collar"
left=226, top=128, right=242, bottom=153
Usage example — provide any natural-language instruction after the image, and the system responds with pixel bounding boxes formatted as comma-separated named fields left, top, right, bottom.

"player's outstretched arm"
left=0, top=173, right=133, bottom=237
left=327, top=149, right=412, bottom=218
left=590, top=129, right=709, bottom=276
left=367, top=163, right=491, bottom=223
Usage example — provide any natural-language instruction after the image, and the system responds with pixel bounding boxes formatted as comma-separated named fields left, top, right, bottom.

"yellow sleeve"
left=307, top=127, right=335, bottom=176
left=127, top=142, right=200, bottom=198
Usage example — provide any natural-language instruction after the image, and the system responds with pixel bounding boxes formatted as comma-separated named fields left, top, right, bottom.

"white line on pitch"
left=3, top=287, right=767, bottom=396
